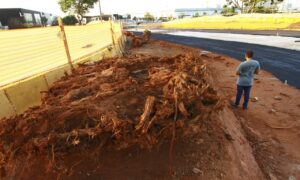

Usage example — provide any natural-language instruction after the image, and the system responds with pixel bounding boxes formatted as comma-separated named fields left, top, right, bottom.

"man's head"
left=245, top=50, right=254, bottom=61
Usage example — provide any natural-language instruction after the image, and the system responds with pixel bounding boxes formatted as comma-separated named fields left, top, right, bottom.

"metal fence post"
left=120, top=20, right=123, bottom=31
left=109, top=18, right=116, bottom=46
left=58, top=17, right=73, bottom=69
left=119, top=20, right=126, bottom=53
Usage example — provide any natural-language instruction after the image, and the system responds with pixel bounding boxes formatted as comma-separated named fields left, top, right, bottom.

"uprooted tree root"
left=0, top=53, right=224, bottom=178
left=123, top=30, right=151, bottom=48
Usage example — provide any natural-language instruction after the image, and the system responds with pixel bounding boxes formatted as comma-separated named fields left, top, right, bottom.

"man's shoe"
left=230, top=101, right=238, bottom=108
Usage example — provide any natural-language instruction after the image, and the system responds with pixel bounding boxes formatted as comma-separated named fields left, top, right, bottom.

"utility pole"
left=99, top=0, right=103, bottom=21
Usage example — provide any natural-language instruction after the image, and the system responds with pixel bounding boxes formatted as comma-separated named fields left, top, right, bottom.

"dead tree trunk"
left=135, top=96, right=155, bottom=132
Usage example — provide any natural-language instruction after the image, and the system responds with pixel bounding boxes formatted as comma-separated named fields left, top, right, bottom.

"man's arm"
left=254, top=62, right=261, bottom=75
left=236, top=63, right=242, bottom=75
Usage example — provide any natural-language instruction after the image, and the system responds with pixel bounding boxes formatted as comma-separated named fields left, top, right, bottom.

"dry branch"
left=135, top=96, right=156, bottom=132
left=178, top=102, right=189, bottom=117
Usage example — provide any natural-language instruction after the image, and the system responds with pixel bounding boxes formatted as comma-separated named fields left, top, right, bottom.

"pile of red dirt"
left=123, top=30, right=151, bottom=47
left=0, top=53, right=224, bottom=178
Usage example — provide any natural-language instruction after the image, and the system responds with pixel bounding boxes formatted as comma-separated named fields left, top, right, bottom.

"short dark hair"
left=245, top=50, right=254, bottom=58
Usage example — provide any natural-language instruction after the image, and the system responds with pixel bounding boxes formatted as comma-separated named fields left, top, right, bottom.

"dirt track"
left=0, top=40, right=299, bottom=180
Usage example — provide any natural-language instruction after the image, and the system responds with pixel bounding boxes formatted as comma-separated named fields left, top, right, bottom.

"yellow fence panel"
left=65, top=22, right=113, bottom=61
left=0, top=21, right=122, bottom=88
left=0, top=27, right=66, bottom=87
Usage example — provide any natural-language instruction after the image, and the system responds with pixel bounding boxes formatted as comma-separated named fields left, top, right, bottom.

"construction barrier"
left=0, top=20, right=125, bottom=119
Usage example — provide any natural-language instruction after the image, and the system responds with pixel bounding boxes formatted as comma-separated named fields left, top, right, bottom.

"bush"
left=193, top=12, right=200, bottom=18
left=7, top=17, right=26, bottom=29
left=254, top=6, right=277, bottom=13
left=167, top=16, right=175, bottom=21
left=221, top=5, right=237, bottom=16
left=62, top=15, right=78, bottom=25
left=178, top=12, right=185, bottom=19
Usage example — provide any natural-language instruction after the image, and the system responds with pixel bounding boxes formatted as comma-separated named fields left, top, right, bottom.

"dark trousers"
left=235, top=85, right=252, bottom=109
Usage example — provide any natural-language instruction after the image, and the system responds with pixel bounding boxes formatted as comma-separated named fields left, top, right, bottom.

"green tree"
left=271, top=0, right=284, bottom=4
left=41, top=16, right=48, bottom=27
left=133, top=16, right=137, bottom=21
left=221, top=5, right=236, bottom=16
left=167, top=15, right=174, bottom=21
left=225, top=0, right=262, bottom=13
left=58, top=0, right=98, bottom=24
left=178, top=12, right=185, bottom=19
left=159, top=16, right=169, bottom=22
left=62, top=15, right=78, bottom=25
left=127, top=14, right=131, bottom=19
left=193, top=12, right=200, bottom=18
left=144, top=12, right=154, bottom=21
left=225, top=0, right=284, bottom=13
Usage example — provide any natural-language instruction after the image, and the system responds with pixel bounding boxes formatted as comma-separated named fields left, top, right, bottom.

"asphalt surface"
left=126, top=24, right=300, bottom=38
left=147, top=33, right=300, bottom=89
left=161, top=29, right=300, bottom=38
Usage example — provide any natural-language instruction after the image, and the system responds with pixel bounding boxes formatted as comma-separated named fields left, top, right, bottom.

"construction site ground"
left=0, top=40, right=300, bottom=180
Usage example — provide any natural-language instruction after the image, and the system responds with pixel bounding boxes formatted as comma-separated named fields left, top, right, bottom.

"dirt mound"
left=288, top=22, right=300, bottom=29
left=0, top=53, right=224, bottom=179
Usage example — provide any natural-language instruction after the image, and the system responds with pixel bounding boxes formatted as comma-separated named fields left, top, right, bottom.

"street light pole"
left=99, top=0, right=103, bottom=21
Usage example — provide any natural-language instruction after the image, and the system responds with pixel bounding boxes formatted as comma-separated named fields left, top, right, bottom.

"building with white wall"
left=278, top=0, right=300, bottom=12
left=175, top=8, right=222, bottom=18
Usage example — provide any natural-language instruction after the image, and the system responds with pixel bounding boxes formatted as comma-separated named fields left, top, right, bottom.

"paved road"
left=127, top=25, right=300, bottom=38
left=149, top=33, right=300, bottom=89
left=160, top=29, right=300, bottom=38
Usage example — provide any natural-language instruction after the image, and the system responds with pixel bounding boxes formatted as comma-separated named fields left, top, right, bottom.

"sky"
left=0, top=0, right=299, bottom=17
left=0, top=0, right=227, bottom=16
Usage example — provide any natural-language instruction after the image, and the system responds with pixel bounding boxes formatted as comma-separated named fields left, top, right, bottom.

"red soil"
left=0, top=40, right=299, bottom=180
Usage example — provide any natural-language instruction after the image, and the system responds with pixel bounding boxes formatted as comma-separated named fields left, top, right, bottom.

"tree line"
left=224, top=0, right=284, bottom=14
left=57, top=0, right=288, bottom=25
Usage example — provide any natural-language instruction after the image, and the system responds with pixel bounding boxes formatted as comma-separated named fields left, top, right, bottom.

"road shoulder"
left=206, top=46, right=300, bottom=180
left=139, top=40, right=300, bottom=179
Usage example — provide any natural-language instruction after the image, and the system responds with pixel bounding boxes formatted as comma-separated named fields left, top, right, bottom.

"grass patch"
left=163, top=13, right=300, bottom=30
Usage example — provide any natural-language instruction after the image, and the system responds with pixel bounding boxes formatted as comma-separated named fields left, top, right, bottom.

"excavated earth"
left=0, top=40, right=299, bottom=180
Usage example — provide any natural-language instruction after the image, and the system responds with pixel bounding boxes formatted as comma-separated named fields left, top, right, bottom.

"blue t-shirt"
left=236, top=59, right=260, bottom=86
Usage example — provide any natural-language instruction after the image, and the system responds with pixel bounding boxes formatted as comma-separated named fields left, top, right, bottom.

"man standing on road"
left=233, top=50, right=260, bottom=110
